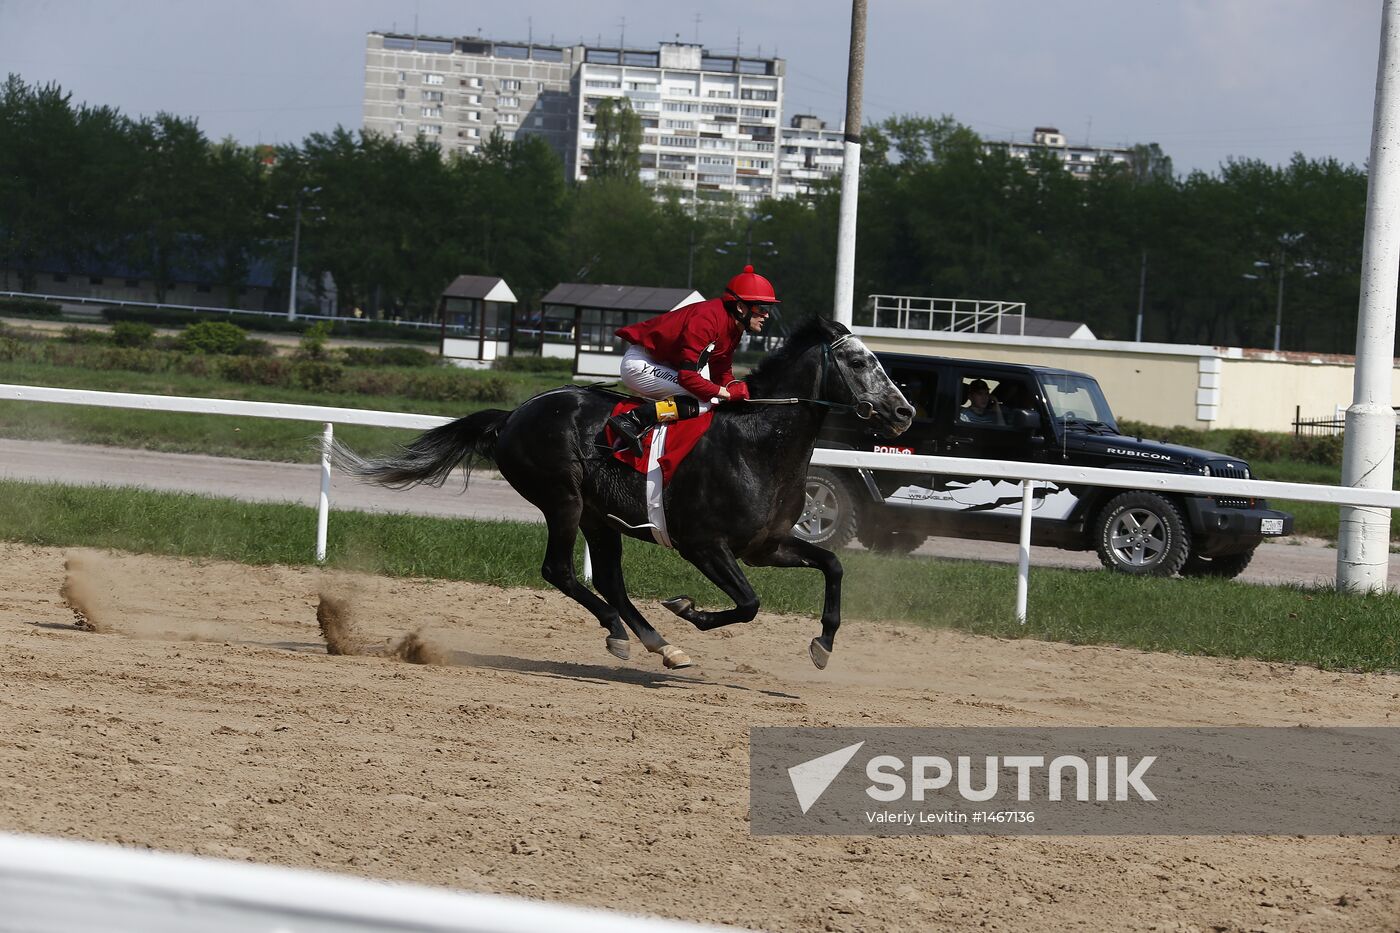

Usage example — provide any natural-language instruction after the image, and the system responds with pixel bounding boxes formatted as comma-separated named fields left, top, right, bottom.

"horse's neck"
left=739, top=355, right=828, bottom=463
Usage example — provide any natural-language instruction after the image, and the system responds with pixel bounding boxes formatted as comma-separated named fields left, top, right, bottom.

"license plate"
left=1260, top=518, right=1284, bottom=535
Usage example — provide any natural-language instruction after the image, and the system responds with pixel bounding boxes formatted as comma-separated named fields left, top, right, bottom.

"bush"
left=291, top=360, right=345, bottom=392
left=179, top=321, right=247, bottom=355
left=216, top=355, right=291, bottom=386
left=111, top=321, right=156, bottom=348
left=0, top=297, right=62, bottom=318
left=61, top=325, right=108, bottom=344
left=239, top=338, right=276, bottom=358
left=101, top=306, right=441, bottom=343
left=342, top=345, right=439, bottom=368
left=492, top=355, right=574, bottom=374
left=294, top=320, right=334, bottom=361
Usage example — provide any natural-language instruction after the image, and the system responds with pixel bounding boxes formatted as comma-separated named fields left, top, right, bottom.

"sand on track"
left=0, top=541, right=1397, bottom=931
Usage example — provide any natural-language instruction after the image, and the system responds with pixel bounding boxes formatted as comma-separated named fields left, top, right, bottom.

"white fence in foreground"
left=3, top=382, right=1399, bottom=622
left=0, top=832, right=729, bottom=933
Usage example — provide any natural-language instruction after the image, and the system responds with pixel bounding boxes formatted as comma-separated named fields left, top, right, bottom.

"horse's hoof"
left=661, top=595, right=693, bottom=618
left=808, top=638, right=831, bottom=670
left=605, top=636, right=630, bottom=661
left=660, top=645, right=693, bottom=669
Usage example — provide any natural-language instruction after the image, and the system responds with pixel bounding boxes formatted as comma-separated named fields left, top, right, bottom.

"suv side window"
left=947, top=371, right=1042, bottom=461
left=886, top=366, right=937, bottom=422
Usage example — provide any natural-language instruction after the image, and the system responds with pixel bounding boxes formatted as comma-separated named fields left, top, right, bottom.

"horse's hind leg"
left=746, top=535, right=843, bottom=670
left=580, top=519, right=693, bottom=670
left=538, top=508, right=631, bottom=660
left=661, top=543, right=760, bottom=632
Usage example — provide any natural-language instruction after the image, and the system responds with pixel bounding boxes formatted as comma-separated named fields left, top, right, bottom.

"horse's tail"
left=329, top=408, right=511, bottom=490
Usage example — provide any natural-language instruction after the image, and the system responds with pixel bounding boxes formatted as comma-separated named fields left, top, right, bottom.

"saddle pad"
left=605, top=400, right=715, bottom=485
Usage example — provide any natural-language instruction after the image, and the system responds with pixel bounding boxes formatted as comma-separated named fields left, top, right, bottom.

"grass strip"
left=4, top=479, right=1397, bottom=673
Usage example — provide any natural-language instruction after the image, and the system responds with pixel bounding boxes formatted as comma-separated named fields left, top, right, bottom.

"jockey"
left=607, top=264, right=778, bottom=456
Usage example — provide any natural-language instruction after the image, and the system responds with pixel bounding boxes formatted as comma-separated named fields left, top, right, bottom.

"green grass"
left=5, top=479, right=1397, bottom=672
left=1251, top=458, right=1400, bottom=541
left=0, top=359, right=566, bottom=462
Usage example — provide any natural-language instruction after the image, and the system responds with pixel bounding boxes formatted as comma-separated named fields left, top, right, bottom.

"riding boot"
left=608, top=396, right=701, bottom=458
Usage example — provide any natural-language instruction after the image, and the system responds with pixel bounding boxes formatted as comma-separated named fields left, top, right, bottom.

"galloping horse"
left=331, top=316, right=912, bottom=670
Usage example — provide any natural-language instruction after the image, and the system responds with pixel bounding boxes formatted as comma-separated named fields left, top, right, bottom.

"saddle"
left=604, top=399, right=715, bottom=485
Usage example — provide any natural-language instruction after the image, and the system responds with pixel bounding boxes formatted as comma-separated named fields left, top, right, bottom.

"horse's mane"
left=746, top=315, right=850, bottom=390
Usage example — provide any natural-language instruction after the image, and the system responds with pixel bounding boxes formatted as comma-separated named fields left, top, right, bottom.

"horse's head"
left=819, top=320, right=914, bottom=437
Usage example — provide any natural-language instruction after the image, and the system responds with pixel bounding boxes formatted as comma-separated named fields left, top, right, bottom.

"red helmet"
left=724, top=265, right=781, bottom=304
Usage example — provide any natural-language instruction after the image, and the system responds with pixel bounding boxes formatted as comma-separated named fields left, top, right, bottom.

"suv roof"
left=873, top=351, right=1094, bottom=383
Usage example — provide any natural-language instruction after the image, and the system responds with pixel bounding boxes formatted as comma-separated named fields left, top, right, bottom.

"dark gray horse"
left=331, top=316, right=912, bottom=670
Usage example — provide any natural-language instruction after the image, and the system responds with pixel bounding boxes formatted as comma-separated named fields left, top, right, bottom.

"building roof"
left=540, top=283, right=703, bottom=312
left=980, top=315, right=1096, bottom=340
left=441, top=275, right=517, bottom=303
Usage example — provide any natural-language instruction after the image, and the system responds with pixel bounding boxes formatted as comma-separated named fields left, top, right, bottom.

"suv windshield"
left=1037, top=372, right=1119, bottom=432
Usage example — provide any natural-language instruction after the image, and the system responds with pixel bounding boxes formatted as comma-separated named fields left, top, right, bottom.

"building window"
left=500, top=79, right=521, bottom=90
left=423, top=90, right=444, bottom=101
left=398, top=71, right=407, bottom=82
left=498, top=113, right=518, bottom=125
left=469, top=77, right=482, bottom=88
left=425, top=73, right=444, bottom=85
left=395, top=122, right=404, bottom=133
left=498, top=95, right=519, bottom=108
left=396, top=88, right=405, bottom=99
left=466, top=94, right=480, bottom=104
left=466, top=110, right=480, bottom=121
left=466, top=127, right=480, bottom=138
left=422, top=106, right=442, bottom=118
left=420, top=124, right=442, bottom=135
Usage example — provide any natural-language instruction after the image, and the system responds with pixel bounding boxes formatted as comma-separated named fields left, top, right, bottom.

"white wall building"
left=573, top=43, right=784, bottom=206
left=777, top=114, right=844, bottom=199
left=363, top=32, right=579, bottom=172
left=984, top=126, right=1135, bottom=178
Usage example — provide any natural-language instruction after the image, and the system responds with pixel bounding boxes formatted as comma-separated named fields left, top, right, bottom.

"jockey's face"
left=742, top=300, right=774, bottom=333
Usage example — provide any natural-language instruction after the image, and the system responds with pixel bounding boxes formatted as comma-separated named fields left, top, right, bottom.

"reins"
left=736, top=334, right=873, bottom=418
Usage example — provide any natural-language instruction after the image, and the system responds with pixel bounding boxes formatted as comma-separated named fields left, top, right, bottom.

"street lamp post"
left=276, top=186, right=322, bottom=322
left=1242, top=232, right=1304, bottom=351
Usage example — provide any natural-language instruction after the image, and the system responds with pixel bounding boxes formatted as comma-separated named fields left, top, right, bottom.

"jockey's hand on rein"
left=724, top=381, right=751, bottom=403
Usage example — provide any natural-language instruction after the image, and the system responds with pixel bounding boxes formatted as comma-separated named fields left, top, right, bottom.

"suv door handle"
left=946, top=435, right=974, bottom=446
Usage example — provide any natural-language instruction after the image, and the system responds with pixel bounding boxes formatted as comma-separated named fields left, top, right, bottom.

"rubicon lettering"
left=749, top=727, right=1400, bottom=836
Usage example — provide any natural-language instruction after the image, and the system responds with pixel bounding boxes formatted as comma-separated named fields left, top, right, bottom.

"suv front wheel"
left=794, top=467, right=859, bottom=550
left=1093, top=492, right=1191, bottom=576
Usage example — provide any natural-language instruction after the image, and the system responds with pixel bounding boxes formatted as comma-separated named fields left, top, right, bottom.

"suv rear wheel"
left=1093, top=492, right=1191, bottom=576
left=794, top=467, right=859, bottom=550
left=1180, top=548, right=1255, bottom=579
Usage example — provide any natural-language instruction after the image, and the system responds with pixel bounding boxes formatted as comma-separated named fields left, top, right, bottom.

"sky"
left=0, top=0, right=1384, bottom=176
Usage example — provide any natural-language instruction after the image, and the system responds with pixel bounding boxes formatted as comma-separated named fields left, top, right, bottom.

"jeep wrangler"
left=795, top=353, right=1293, bottom=578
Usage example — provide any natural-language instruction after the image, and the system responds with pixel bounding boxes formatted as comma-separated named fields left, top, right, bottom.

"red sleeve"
left=707, top=344, right=735, bottom=389
left=675, top=311, right=725, bottom=399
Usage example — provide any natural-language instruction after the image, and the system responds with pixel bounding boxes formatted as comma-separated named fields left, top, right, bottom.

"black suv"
left=797, top=353, right=1293, bottom=578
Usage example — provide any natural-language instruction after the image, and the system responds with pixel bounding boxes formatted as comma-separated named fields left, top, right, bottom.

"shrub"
left=217, top=355, right=291, bottom=386
left=342, top=345, right=438, bottom=368
left=0, top=297, right=62, bottom=317
left=239, top=338, right=276, bottom=358
left=291, top=360, right=345, bottom=392
left=180, top=321, right=247, bottom=355
left=294, top=320, right=334, bottom=361
left=111, top=321, right=156, bottom=348
left=61, top=325, right=107, bottom=344
left=492, top=355, right=574, bottom=375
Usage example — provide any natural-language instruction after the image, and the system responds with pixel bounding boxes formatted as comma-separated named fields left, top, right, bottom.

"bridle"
left=741, top=334, right=877, bottom=419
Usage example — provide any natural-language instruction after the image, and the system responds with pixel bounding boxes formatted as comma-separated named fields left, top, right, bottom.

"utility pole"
left=832, top=0, right=867, bottom=327
left=1134, top=250, right=1147, bottom=341
left=287, top=200, right=302, bottom=322
left=1338, top=0, right=1400, bottom=593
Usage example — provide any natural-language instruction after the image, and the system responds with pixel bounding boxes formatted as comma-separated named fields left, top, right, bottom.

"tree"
left=589, top=98, right=641, bottom=183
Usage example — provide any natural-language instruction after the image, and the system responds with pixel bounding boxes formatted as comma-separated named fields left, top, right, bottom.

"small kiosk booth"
left=438, top=275, right=519, bottom=368
left=537, top=283, right=704, bottom=380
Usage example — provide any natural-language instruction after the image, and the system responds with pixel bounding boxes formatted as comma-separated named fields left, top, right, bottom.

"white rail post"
left=316, top=422, right=333, bottom=563
left=1339, top=0, right=1400, bottom=593
left=1016, top=480, right=1034, bottom=623
left=832, top=0, right=867, bottom=327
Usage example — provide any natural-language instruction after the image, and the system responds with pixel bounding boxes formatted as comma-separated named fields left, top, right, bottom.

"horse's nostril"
left=895, top=406, right=913, bottom=419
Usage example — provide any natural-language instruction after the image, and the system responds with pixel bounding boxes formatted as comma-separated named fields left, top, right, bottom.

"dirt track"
left=1, top=542, right=1397, bottom=931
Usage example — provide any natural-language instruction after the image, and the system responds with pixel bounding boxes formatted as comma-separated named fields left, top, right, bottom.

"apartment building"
left=363, top=32, right=580, bottom=172
left=984, top=126, right=1134, bottom=178
left=776, top=114, right=844, bottom=199
left=572, top=42, right=784, bottom=206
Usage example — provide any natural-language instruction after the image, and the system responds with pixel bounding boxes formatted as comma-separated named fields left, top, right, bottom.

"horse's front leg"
left=662, top=542, right=760, bottom=632
left=745, top=534, right=843, bottom=670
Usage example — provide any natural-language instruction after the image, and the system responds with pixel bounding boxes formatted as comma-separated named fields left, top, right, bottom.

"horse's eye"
left=848, top=357, right=867, bottom=370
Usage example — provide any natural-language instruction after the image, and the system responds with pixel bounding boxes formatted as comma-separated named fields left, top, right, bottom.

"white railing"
left=2, top=383, right=1398, bottom=622
left=865, top=294, right=1027, bottom=335
left=0, top=832, right=727, bottom=932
